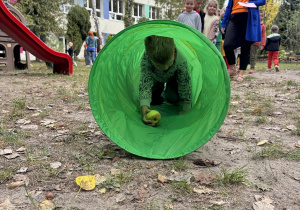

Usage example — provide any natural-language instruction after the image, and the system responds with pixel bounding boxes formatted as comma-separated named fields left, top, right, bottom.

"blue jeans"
left=87, top=49, right=96, bottom=65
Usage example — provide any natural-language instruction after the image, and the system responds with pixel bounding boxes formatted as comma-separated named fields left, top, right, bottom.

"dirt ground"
left=0, top=62, right=300, bottom=210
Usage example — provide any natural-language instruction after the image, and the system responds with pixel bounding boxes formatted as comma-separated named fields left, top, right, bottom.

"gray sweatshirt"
left=178, top=11, right=202, bottom=33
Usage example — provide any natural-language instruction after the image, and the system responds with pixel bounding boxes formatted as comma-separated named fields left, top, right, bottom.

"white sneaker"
left=266, top=68, right=271, bottom=72
left=85, top=65, right=90, bottom=67
left=275, top=66, right=279, bottom=72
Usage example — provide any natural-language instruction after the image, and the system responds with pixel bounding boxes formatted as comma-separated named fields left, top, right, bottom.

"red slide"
left=0, top=1, right=73, bottom=75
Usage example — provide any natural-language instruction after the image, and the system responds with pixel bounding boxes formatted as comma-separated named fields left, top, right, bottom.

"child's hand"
left=141, top=106, right=157, bottom=127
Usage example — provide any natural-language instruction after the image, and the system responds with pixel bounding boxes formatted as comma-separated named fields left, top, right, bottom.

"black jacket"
left=263, top=33, right=281, bottom=51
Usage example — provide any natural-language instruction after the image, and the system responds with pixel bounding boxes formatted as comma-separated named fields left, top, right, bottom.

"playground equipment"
left=89, top=20, right=230, bottom=159
left=0, top=2, right=30, bottom=70
left=0, top=1, right=72, bottom=74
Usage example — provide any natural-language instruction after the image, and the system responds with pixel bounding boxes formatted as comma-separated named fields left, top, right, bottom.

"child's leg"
left=250, top=44, right=259, bottom=69
left=273, top=51, right=280, bottom=71
left=223, top=56, right=229, bottom=69
left=151, top=82, right=164, bottom=105
left=273, top=51, right=279, bottom=66
left=165, top=76, right=179, bottom=104
left=267, top=51, right=273, bottom=69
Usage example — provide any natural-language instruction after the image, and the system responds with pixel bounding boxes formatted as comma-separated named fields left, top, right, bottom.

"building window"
left=84, top=0, right=101, bottom=17
left=133, top=3, right=143, bottom=23
left=109, top=0, right=123, bottom=21
left=149, top=7, right=160, bottom=20
left=0, top=44, right=6, bottom=58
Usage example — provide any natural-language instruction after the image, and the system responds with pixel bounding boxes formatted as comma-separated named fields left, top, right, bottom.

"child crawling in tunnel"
left=139, top=35, right=192, bottom=126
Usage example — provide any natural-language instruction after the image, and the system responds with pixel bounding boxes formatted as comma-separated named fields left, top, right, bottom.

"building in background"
left=64, top=0, right=162, bottom=58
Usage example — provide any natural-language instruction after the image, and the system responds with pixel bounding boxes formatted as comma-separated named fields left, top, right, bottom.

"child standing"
left=249, top=10, right=266, bottom=74
left=67, top=42, right=77, bottom=67
left=139, top=35, right=192, bottom=126
left=84, top=44, right=89, bottom=66
left=261, top=25, right=281, bottom=72
left=86, top=31, right=98, bottom=67
left=203, top=0, right=219, bottom=45
left=219, top=7, right=230, bottom=71
left=178, top=0, right=202, bottom=33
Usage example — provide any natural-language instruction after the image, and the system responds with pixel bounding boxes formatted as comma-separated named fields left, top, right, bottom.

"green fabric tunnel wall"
left=89, top=20, right=230, bottom=159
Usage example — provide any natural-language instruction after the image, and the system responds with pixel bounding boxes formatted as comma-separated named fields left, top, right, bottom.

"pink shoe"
left=249, top=69, right=254, bottom=74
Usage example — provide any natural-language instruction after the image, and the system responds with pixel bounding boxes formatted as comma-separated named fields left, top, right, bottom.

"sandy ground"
left=0, top=63, right=300, bottom=210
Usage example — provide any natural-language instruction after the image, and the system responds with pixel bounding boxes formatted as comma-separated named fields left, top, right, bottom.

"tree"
left=284, top=10, right=300, bottom=51
left=13, top=0, right=70, bottom=37
left=154, top=0, right=182, bottom=20
left=66, top=5, right=91, bottom=56
left=261, top=0, right=281, bottom=31
left=274, top=0, right=300, bottom=50
left=124, top=0, right=134, bottom=28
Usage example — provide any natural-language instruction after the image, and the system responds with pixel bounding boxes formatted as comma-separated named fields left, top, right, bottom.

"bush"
left=67, top=5, right=91, bottom=55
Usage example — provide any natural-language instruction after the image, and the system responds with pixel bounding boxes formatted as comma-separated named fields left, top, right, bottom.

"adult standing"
left=221, top=0, right=266, bottom=81
left=86, top=31, right=98, bottom=67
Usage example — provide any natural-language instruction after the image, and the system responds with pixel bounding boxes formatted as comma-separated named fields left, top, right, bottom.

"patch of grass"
left=244, top=76, right=255, bottom=81
left=256, top=116, right=267, bottom=124
left=292, top=120, right=300, bottom=136
left=287, top=80, right=298, bottom=87
left=231, top=94, right=240, bottom=100
left=211, top=167, right=249, bottom=186
left=77, top=102, right=86, bottom=110
left=171, top=180, right=192, bottom=194
left=295, top=93, right=300, bottom=100
left=0, top=126, right=21, bottom=146
left=170, top=157, right=187, bottom=171
left=252, top=142, right=300, bottom=160
left=115, top=170, right=132, bottom=184
left=0, top=166, right=17, bottom=183
left=11, top=97, right=27, bottom=117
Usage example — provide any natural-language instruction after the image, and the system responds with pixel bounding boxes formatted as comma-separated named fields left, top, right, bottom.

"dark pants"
left=151, top=75, right=179, bottom=105
left=224, top=13, right=253, bottom=71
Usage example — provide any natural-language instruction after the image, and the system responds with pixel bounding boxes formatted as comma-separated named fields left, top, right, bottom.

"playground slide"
left=0, top=1, right=73, bottom=75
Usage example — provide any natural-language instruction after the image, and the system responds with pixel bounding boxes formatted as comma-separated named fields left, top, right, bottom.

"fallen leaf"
left=57, top=129, right=69, bottom=134
left=3, top=148, right=13, bottom=155
left=95, top=174, right=106, bottom=185
left=193, top=159, right=220, bottom=167
left=257, top=140, right=268, bottom=146
left=50, top=162, right=62, bottom=169
left=287, top=125, right=297, bottom=131
left=20, top=125, right=38, bottom=130
left=5, top=153, right=20, bottom=159
left=99, top=188, right=106, bottom=194
left=16, top=146, right=26, bottom=153
left=40, top=200, right=55, bottom=210
left=157, top=173, right=166, bottom=184
left=273, top=112, right=282, bottom=115
left=54, top=185, right=62, bottom=191
left=283, top=172, right=300, bottom=181
left=110, top=169, right=121, bottom=176
left=51, top=142, right=64, bottom=146
left=295, top=144, right=300, bottom=148
left=76, top=175, right=96, bottom=190
left=193, top=186, right=217, bottom=194
left=17, top=167, right=28, bottom=173
left=15, top=119, right=26, bottom=124
left=210, top=200, right=226, bottom=205
left=193, top=172, right=217, bottom=185
left=146, top=164, right=156, bottom=169
left=6, top=181, right=26, bottom=189
left=13, top=174, right=29, bottom=186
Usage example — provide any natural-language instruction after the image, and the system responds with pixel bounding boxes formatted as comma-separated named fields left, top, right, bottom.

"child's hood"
left=267, top=33, right=280, bottom=39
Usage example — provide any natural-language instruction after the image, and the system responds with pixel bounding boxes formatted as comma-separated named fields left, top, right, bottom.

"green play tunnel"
left=89, top=20, right=230, bottom=159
